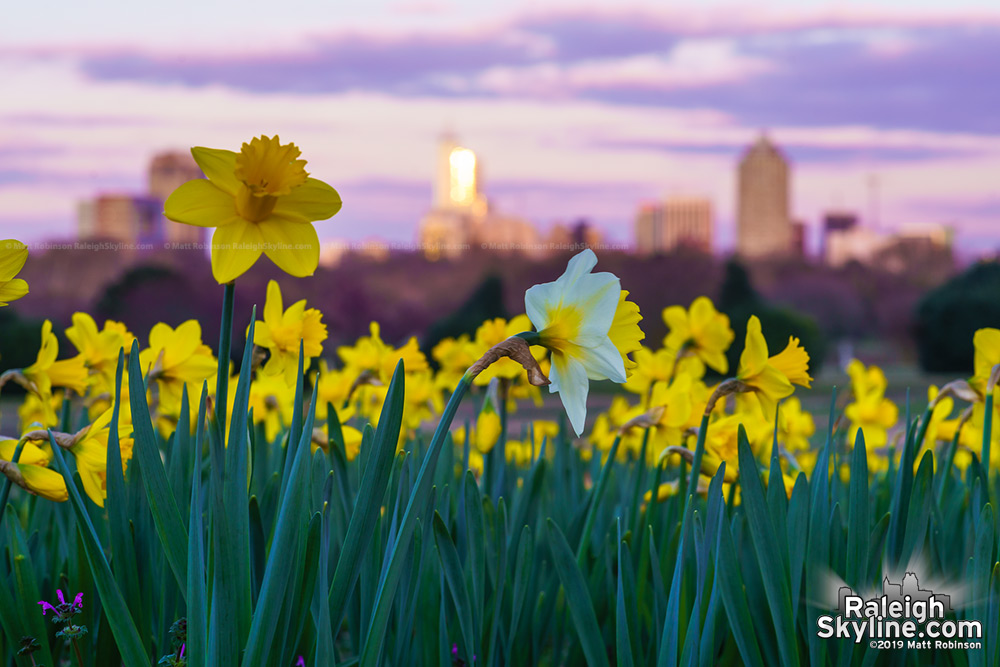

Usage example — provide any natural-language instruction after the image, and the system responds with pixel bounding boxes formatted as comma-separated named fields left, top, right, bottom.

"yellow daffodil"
left=139, top=321, right=218, bottom=413
left=65, top=313, right=135, bottom=388
left=608, top=290, right=644, bottom=377
left=66, top=407, right=134, bottom=507
left=313, top=361, right=356, bottom=422
left=0, top=240, right=29, bottom=305
left=662, top=297, right=733, bottom=374
left=525, top=249, right=642, bottom=436
left=338, top=322, right=428, bottom=384
left=432, top=334, right=479, bottom=390
left=735, top=316, right=811, bottom=420
left=164, top=135, right=342, bottom=283
left=253, top=280, right=327, bottom=385
left=969, top=328, right=1000, bottom=400
left=777, top=396, right=815, bottom=453
left=0, top=439, right=67, bottom=502
left=844, top=359, right=898, bottom=449
left=23, top=321, right=89, bottom=401
left=19, top=390, right=64, bottom=431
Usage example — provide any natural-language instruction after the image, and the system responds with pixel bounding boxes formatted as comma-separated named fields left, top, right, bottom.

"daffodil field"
left=1, top=138, right=999, bottom=667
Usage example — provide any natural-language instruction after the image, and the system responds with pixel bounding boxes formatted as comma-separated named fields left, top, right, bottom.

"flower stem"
left=71, top=636, right=84, bottom=666
left=0, top=439, right=26, bottom=528
left=215, top=281, right=236, bottom=429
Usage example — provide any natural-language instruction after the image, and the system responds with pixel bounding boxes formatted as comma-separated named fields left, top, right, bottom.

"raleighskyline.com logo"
left=816, top=573, right=982, bottom=650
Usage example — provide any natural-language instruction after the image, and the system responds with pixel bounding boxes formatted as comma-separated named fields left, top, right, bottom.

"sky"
left=2, top=0, right=999, bottom=254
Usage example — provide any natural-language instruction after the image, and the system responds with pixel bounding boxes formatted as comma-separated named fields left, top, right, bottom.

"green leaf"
left=329, top=362, right=406, bottom=630
left=127, top=339, right=189, bottom=595
left=434, top=511, right=477, bottom=663
left=186, top=383, right=209, bottom=667
left=616, top=520, right=636, bottom=667
left=49, top=435, right=148, bottom=665
left=736, top=426, right=799, bottom=667
left=547, top=518, right=611, bottom=667
left=846, top=429, right=870, bottom=589
left=105, top=350, right=146, bottom=648
left=242, top=381, right=318, bottom=664
left=360, top=372, right=473, bottom=667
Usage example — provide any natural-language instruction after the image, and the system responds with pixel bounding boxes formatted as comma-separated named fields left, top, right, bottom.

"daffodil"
left=0, top=438, right=67, bottom=502
left=19, top=390, right=64, bottom=431
left=65, top=313, right=135, bottom=389
left=338, top=322, right=428, bottom=384
left=66, top=407, right=134, bottom=507
left=23, top=321, right=89, bottom=401
left=969, top=328, right=1000, bottom=400
left=844, top=360, right=898, bottom=449
left=139, top=321, right=218, bottom=413
left=776, top=396, right=815, bottom=453
left=164, top=135, right=342, bottom=283
left=253, top=280, right=327, bottom=385
left=735, top=315, right=811, bottom=420
left=0, top=240, right=29, bottom=305
left=524, top=249, right=642, bottom=436
left=662, top=297, right=733, bottom=374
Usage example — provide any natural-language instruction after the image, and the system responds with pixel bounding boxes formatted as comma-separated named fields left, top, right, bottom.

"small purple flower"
left=38, top=590, right=84, bottom=619
left=295, top=656, right=305, bottom=667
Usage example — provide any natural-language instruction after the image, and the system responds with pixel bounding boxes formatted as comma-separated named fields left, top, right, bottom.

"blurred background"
left=1, top=0, right=998, bottom=408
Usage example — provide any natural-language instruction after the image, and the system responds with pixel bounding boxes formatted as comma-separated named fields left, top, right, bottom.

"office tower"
left=737, top=133, right=791, bottom=258
left=635, top=197, right=713, bottom=255
left=149, top=151, right=206, bottom=245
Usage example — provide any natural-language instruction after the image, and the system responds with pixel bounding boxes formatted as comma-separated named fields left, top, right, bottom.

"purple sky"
left=2, top=1, right=999, bottom=254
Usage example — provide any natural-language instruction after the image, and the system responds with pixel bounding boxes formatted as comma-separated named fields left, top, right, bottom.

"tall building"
left=737, top=133, right=791, bottom=258
left=420, top=133, right=540, bottom=260
left=149, top=151, right=207, bottom=245
left=634, top=197, right=713, bottom=255
left=77, top=194, right=164, bottom=244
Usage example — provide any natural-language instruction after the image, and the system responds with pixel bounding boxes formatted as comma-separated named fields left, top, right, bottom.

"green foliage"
left=914, top=260, right=1000, bottom=373
left=2, top=298, right=999, bottom=667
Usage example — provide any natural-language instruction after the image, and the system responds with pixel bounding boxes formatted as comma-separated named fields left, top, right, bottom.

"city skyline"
left=2, top=0, right=999, bottom=256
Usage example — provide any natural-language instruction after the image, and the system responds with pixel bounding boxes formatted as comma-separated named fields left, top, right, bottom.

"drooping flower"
left=969, top=328, right=1000, bottom=400
left=0, top=239, right=29, bottom=306
left=253, top=280, right=328, bottom=385
left=735, top=316, right=811, bottom=420
left=164, top=135, right=342, bottom=283
left=525, top=249, right=641, bottom=436
left=0, top=438, right=68, bottom=502
left=467, top=316, right=545, bottom=386
left=662, top=297, right=734, bottom=374
left=608, top=290, right=645, bottom=377
left=66, top=406, right=135, bottom=507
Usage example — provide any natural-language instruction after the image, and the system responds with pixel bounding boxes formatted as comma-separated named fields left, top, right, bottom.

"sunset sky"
left=2, top=0, right=998, bottom=254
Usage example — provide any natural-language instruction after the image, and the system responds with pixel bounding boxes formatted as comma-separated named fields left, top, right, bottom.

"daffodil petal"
left=211, top=220, right=264, bottom=283
left=258, top=219, right=320, bottom=278
left=0, top=278, right=28, bottom=305
left=263, top=280, right=283, bottom=325
left=0, top=241, right=28, bottom=281
left=271, top=177, right=343, bottom=222
left=738, top=315, right=768, bottom=378
left=550, top=354, right=589, bottom=436
left=578, top=338, right=627, bottom=383
left=164, top=179, right=240, bottom=228
left=191, top=147, right=241, bottom=196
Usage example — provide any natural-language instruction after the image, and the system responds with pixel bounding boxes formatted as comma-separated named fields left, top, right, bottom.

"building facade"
left=635, top=197, right=712, bottom=255
left=737, top=134, right=791, bottom=258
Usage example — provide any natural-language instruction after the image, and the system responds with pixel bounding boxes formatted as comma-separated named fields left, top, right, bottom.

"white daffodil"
left=525, top=249, right=632, bottom=436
